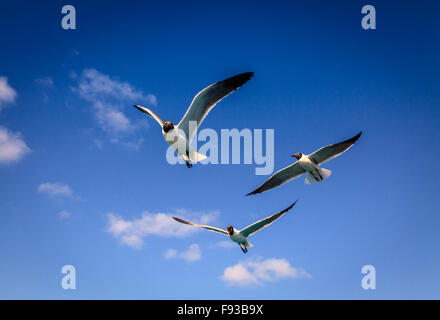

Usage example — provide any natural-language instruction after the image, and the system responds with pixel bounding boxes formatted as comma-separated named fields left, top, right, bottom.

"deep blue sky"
left=0, top=0, right=439, bottom=299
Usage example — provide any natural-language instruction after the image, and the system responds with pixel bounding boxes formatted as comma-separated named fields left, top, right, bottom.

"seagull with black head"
left=134, top=72, right=253, bottom=168
left=173, top=201, right=297, bottom=253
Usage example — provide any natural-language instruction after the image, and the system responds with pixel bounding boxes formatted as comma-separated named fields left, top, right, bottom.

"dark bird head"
left=291, top=152, right=303, bottom=160
left=227, top=225, right=234, bottom=235
left=163, top=121, right=174, bottom=133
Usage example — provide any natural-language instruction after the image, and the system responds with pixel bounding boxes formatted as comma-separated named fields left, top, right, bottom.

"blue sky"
left=0, top=0, right=439, bottom=299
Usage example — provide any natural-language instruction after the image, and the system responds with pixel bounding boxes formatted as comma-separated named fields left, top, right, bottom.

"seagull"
left=134, top=72, right=254, bottom=168
left=247, top=131, right=362, bottom=195
left=172, top=200, right=297, bottom=253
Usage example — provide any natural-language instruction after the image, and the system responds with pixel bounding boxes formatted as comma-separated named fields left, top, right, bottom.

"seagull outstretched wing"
left=177, top=72, right=253, bottom=142
left=247, top=163, right=305, bottom=195
left=240, top=200, right=298, bottom=238
left=309, top=131, right=362, bottom=165
left=172, top=217, right=228, bottom=236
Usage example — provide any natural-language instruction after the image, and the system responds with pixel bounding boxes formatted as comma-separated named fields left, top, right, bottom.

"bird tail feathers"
left=305, top=168, right=332, bottom=184
left=244, top=241, right=253, bottom=248
left=188, top=149, right=207, bottom=163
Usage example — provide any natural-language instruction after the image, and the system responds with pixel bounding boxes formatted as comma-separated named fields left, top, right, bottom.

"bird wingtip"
left=289, top=199, right=298, bottom=210
left=246, top=190, right=258, bottom=196
left=133, top=104, right=146, bottom=113
left=225, top=72, right=254, bottom=89
left=353, top=131, right=363, bottom=142
left=172, top=216, right=185, bottom=223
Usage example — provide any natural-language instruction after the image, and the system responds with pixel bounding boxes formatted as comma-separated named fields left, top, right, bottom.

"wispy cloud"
left=34, top=77, right=54, bottom=88
left=38, top=182, right=73, bottom=197
left=0, top=126, right=31, bottom=165
left=106, top=210, right=218, bottom=249
left=0, top=76, right=17, bottom=112
left=164, top=248, right=178, bottom=259
left=59, top=210, right=71, bottom=219
left=73, top=68, right=156, bottom=137
left=215, top=240, right=236, bottom=249
left=221, top=258, right=311, bottom=287
left=164, top=244, right=202, bottom=263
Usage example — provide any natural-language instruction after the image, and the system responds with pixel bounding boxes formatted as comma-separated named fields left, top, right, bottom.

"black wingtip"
left=278, top=199, right=298, bottom=215
left=236, top=71, right=254, bottom=78
left=172, top=217, right=186, bottom=224
left=133, top=104, right=146, bottom=113
left=288, top=199, right=299, bottom=210
left=223, top=72, right=254, bottom=90
left=351, top=131, right=363, bottom=143
left=246, top=189, right=259, bottom=196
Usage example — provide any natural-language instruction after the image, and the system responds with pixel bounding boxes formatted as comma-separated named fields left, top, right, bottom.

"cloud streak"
left=74, top=68, right=156, bottom=136
left=38, top=182, right=73, bottom=197
left=106, top=210, right=217, bottom=249
left=221, top=258, right=311, bottom=287
left=34, top=77, right=54, bottom=88
left=164, top=244, right=202, bottom=263
left=0, top=126, right=31, bottom=165
left=0, top=76, right=17, bottom=111
left=215, top=240, right=236, bottom=249
left=59, top=210, right=71, bottom=219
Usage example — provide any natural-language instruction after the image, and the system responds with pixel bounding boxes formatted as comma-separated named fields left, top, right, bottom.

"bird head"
left=227, top=225, right=234, bottom=235
left=291, top=152, right=303, bottom=160
left=163, top=121, right=174, bottom=133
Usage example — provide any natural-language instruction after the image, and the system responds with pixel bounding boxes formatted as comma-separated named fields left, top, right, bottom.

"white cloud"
left=164, top=244, right=202, bottom=263
left=0, top=126, right=30, bottom=165
left=222, top=263, right=258, bottom=287
left=0, top=76, right=17, bottom=111
left=164, top=248, right=178, bottom=259
left=59, top=210, right=71, bottom=219
left=38, top=182, right=73, bottom=197
left=221, top=258, right=311, bottom=287
left=216, top=240, right=236, bottom=249
left=120, top=234, right=143, bottom=249
left=34, top=77, right=54, bottom=88
left=179, top=244, right=202, bottom=262
left=93, top=138, right=103, bottom=150
left=106, top=210, right=217, bottom=249
left=74, top=68, right=156, bottom=136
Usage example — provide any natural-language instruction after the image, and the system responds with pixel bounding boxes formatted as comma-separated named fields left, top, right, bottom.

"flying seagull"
left=247, top=131, right=362, bottom=195
left=172, top=200, right=297, bottom=253
left=134, top=72, right=254, bottom=168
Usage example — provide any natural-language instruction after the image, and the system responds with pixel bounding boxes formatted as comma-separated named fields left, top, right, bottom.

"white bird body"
left=172, top=201, right=297, bottom=253
left=229, top=229, right=251, bottom=247
left=163, top=128, right=208, bottom=163
left=247, top=132, right=362, bottom=195
left=134, top=72, right=253, bottom=167
left=297, top=154, right=317, bottom=173
left=297, top=154, right=332, bottom=184
left=162, top=127, right=194, bottom=162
